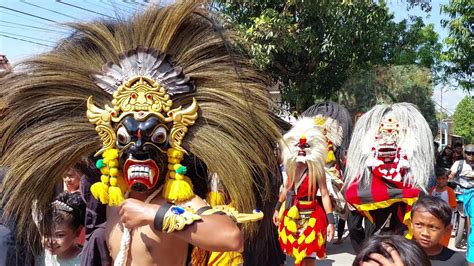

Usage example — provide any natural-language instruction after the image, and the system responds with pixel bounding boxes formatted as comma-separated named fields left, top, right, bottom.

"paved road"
left=285, top=236, right=355, bottom=266
left=284, top=235, right=467, bottom=265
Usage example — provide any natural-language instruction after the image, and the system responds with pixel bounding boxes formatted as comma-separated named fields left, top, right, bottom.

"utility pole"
left=440, top=86, right=443, bottom=147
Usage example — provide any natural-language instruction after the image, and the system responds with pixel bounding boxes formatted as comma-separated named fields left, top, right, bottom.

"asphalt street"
left=284, top=235, right=466, bottom=265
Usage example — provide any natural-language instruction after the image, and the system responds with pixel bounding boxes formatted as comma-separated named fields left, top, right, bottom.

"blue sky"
left=0, top=0, right=470, bottom=112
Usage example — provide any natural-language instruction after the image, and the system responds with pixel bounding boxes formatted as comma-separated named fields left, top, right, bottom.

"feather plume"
left=0, top=2, right=281, bottom=255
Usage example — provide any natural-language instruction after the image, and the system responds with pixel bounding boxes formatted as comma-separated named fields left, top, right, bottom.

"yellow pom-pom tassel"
left=167, top=148, right=184, bottom=159
left=90, top=181, right=109, bottom=204
left=100, top=175, right=109, bottom=184
left=326, top=150, right=336, bottom=163
left=100, top=167, right=109, bottom=175
left=108, top=159, right=119, bottom=168
left=109, top=167, right=118, bottom=177
left=207, top=191, right=225, bottom=206
left=108, top=185, right=124, bottom=206
left=103, top=148, right=119, bottom=159
left=168, top=158, right=181, bottom=164
left=162, top=176, right=195, bottom=202
left=287, top=206, right=300, bottom=219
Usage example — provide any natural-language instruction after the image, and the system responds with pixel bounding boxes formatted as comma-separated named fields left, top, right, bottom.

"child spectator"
left=411, top=196, right=467, bottom=265
left=353, top=233, right=430, bottom=266
left=35, top=192, right=86, bottom=266
left=430, top=167, right=457, bottom=246
left=63, top=168, right=82, bottom=193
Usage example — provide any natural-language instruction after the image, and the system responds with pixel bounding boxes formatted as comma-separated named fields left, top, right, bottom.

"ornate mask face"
left=87, top=47, right=198, bottom=192
left=281, top=117, right=327, bottom=165
left=375, top=116, right=400, bottom=160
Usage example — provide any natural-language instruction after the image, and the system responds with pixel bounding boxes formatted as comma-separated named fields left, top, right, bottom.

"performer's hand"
left=360, top=245, right=403, bottom=266
left=272, top=210, right=280, bottom=226
left=118, top=198, right=160, bottom=229
left=326, top=223, right=335, bottom=242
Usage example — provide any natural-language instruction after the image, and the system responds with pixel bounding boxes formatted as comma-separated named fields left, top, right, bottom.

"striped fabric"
left=345, top=171, right=419, bottom=228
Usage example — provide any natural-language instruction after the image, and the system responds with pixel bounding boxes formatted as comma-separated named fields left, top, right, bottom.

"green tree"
left=215, top=1, right=442, bottom=113
left=452, top=96, right=474, bottom=143
left=441, top=0, right=473, bottom=91
left=339, top=65, right=438, bottom=133
left=216, top=1, right=396, bottom=112
left=386, top=17, right=442, bottom=70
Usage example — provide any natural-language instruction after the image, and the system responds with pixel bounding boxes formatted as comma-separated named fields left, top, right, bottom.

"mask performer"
left=0, top=2, right=282, bottom=265
left=301, top=101, right=353, bottom=219
left=344, top=103, right=434, bottom=235
left=274, top=117, right=336, bottom=265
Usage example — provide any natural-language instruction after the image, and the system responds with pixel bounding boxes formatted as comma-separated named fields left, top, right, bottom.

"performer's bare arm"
left=118, top=196, right=243, bottom=252
left=317, top=173, right=335, bottom=241
left=272, top=180, right=291, bottom=226
left=174, top=196, right=243, bottom=252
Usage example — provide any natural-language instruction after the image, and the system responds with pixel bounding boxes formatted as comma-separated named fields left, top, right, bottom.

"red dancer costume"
left=275, top=117, right=336, bottom=264
left=344, top=103, right=434, bottom=234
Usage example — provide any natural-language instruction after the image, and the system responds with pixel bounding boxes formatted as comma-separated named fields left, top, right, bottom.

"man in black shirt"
left=411, top=196, right=467, bottom=265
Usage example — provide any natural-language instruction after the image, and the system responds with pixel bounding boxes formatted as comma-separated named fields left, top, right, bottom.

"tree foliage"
left=452, top=96, right=474, bottom=143
left=216, top=1, right=395, bottom=111
left=340, top=65, right=438, bottom=133
left=215, top=1, right=442, bottom=114
left=441, top=0, right=473, bottom=91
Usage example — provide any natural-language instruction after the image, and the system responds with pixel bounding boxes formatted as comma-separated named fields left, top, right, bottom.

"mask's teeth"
left=149, top=168, right=154, bottom=184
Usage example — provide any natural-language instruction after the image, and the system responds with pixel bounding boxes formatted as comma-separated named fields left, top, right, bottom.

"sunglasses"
left=467, top=152, right=474, bottom=156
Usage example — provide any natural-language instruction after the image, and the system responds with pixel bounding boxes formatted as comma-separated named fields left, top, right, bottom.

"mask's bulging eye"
left=151, top=127, right=167, bottom=144
left=117, top=126, right=131, bottom=146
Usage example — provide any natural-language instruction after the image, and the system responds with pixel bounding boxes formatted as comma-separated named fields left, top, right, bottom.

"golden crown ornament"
left=86, top=47, right=198, bottom=155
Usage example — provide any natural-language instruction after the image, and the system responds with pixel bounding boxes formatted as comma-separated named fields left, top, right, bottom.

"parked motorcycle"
left=453, top=184, right=467, bottom=249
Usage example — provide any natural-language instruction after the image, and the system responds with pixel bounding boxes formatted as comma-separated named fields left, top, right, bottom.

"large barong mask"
left=87, top=47, right=198, bottom=201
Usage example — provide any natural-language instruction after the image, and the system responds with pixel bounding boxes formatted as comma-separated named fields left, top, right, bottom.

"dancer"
left=274, top=117, right=335, bottom=265
left=344, top=103, right=434, bottom=234
left=0, top=2, right=282, bottom=265
left=301, top=101, right=353, bottom=244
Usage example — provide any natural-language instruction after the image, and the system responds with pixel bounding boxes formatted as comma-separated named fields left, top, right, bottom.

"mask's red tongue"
left=123, top=159, right=160, bottom=189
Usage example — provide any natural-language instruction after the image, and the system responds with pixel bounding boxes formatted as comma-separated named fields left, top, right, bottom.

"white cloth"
left=450, top=160, right=474, bottom=178
left=450, top=160, right=474, bottom=188
left=430, top=189, right=449, bottom=204
left=35, top=249, right=82, bottom=266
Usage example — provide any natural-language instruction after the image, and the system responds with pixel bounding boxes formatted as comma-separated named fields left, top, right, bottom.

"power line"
left=0, top=23, right=60, bottom=34
left=97, top=0, right=136, bottom=13
left=106, top=0, right=138, bottom=11
left=0, top=10, right=50, bottom=26
left=0, top=6, right=58, bottom=23
left=84, top=0, right=129, bottom=17
left=0, top=34, right=54, bottom=47
left=121, top=0, right=145, bottom=9
left=20, top=0, right=79, bottom=20
left=56, top=0, right=115, bottom=19
left=0, top=20, right=70, bottom=34
left=0, top=31, right=57, bottom=44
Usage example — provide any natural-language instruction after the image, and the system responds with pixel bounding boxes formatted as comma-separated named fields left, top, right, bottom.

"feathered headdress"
left=344, top=103, right=434, bottom=191
left=0, top=2, right=281, bottom=259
